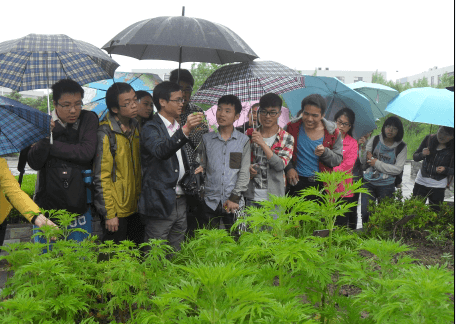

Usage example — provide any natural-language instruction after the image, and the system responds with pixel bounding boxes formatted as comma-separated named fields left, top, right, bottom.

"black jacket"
left=138, top=114, right=190, bottom=219
left=413, top=134, right=454, bottom=181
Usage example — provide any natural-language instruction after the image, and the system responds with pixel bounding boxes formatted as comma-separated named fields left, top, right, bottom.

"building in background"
left=396, top=65, right=454, bottom=86
left=0, top=87, right=45, bottom=99
left=299, top=68, right=387, bottom=84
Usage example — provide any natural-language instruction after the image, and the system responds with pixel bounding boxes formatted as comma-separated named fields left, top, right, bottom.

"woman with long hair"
left=332, top=108, right=358, bottom=228
left=412, top=126, right=454, bottom=210
left=360, top=116, right=407, bottom=226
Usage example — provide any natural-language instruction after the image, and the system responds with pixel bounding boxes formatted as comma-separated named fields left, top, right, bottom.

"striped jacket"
left=244, top=126, right=294, bottom=199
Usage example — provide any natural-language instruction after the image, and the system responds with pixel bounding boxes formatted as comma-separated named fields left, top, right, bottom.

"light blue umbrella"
left=282, top=76, right=376, bottom=139
left=385, top=87, right=454, bottom=127
left=347, top=81, right=399, bottom=120
left=83, top=72, right=162, bottom=120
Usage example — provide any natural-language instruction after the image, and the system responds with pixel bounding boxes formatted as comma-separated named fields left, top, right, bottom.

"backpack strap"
left=395, top=141, right=406, bottom=157
left=372, top=135, right=380, bottom=153
left=98, top=124, right=117, bottom=183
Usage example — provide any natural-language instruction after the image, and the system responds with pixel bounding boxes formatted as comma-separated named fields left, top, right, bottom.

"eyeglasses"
left=57, top=102, right=82, bottom=111
left=169, top=98, right=185, bottom=104
left=385, top=125, right=398, bottom=132
left=119, top=99, right=139, bottom=108
left=259, top=110, right=279, bottom=117
left=181, top=87, right=193, bottom=93
left=336, top=119, right=351, bottom=127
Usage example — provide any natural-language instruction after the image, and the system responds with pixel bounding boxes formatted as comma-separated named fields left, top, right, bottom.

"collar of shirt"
left=158, top=113, right=180, bottom=133
left=212, top=127, right=240, bottom=141
left=51, top=109, right=80, bottom=130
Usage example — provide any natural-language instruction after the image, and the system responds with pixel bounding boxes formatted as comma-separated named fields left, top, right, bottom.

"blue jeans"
left=361, top=181, right=396, bottom=225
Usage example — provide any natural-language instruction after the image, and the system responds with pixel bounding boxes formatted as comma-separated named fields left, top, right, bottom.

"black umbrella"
left=102, top=7, right=258, bottom=80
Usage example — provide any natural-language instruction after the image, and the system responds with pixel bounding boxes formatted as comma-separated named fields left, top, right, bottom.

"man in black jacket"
left=138, top=82, right=203, bottom=252
left=28, top=79, right=98, bottom=242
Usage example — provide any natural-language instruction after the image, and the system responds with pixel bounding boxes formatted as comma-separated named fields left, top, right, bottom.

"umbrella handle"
left=50, top=131, right=53, bottom=145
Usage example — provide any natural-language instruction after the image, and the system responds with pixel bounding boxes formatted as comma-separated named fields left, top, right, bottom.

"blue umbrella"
left=347, top=81, right=399, bottom=120
left=0, top=96, right=50, bottom=155
left=385, top=87, right=454, bottom=127
left=282, top=76, right=376, bottom=139
left=83, top=72, right=162, bottom=120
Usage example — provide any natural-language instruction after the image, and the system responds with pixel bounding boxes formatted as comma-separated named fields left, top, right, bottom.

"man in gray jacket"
left=284, top=94, right=343, bottom=199
left=244, top=93, right=294, bottom=210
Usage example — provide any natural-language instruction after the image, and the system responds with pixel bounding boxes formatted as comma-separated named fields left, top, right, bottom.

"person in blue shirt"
left=197, top=95, right=250, bottom=233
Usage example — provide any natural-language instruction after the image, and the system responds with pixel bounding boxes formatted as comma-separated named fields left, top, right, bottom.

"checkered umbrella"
left=0, top=34, right=119, bottom=92
left=191, top=61, right=305, bottom=105
left=0, top=96, right=50, bottom=156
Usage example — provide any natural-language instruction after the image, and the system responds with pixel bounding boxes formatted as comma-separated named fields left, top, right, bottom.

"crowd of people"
left=0, top=68, right=454, bottom=251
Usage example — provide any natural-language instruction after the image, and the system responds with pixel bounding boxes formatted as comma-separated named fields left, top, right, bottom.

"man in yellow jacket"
left=0, top=157, right=57, bottom=245
left=93, top=83, right=142, bottom=245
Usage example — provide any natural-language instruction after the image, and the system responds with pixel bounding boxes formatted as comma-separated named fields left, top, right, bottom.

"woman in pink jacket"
left=332, top=108, right=358, bottom=228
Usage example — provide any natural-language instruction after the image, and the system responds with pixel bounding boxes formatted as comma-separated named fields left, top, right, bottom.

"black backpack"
left=371, top=135, right=406, bottom=187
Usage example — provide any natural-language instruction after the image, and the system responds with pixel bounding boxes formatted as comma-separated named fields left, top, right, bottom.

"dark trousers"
left=361, top=182, right=396, bottom=224
left=185, top=196, right=205, bottom=239
left=412, top=182, right=446, bottom=211
left=203, top=202, right=236, bottom=233
left=335, top=195, right=358, bottom=229
left=288, top=176, right=324, bottom=201
left=141, top=196, right=187, bottom=252
left=100, top=212, right=144, bottom=246
left=0, top=220, right=7, bottom=246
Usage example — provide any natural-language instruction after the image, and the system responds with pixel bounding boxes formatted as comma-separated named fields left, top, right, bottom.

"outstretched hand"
left=183, top=113, right=204, bottom=136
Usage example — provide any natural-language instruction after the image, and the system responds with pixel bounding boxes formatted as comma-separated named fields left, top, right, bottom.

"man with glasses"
left=138, top=81, right=204, bottom=253
left=28, top=79, right=98, bottom=242
left=169, top=69, right=209, bottom=238
left=93, top=82, right=143, bottom=244
left=244, top=93, right=294, bottom=209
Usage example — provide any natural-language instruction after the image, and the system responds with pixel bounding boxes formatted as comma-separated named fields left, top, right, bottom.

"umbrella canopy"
left=385, top=87, right=454, bottom=127
left=282, top=76, right=376, bottom=139
left=204, top=101, right=290, bottom=131
left=83, top=72, right=162, bottom=120
left=0, top=96, right=50, bottom=155
left=347, top=81, right=399, bottom=120
left=0, top=34, right=119, bottom=92
left=191, top=61, right=304, bottom=105
left=102, top=16, right=258, bottom=64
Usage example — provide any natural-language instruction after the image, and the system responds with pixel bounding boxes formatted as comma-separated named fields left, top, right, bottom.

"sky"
left=1, top=0, right=454, bottom=83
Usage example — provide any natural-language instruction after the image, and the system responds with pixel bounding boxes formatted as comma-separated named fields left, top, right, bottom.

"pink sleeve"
left=333, top=136, right=358, bottom=174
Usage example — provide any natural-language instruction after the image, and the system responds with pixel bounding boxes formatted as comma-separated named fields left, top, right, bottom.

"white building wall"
left=397, top=65, right=454, bottom=86
left=132, top=68, right=174, bottom=82
left=300, top=69, right=387, bottom=84
left=0, top=87, right=45, bottom=99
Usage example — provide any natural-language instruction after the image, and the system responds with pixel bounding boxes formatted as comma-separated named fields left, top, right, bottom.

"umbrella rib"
left=16, top=52, right=33, bottom=91
left=139, top=46, right=148, bottom=60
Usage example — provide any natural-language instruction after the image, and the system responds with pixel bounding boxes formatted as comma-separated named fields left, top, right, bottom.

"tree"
left=312, top=69, right=317, bottom=76
left=190, top=62, right=225, bottom=95
left=414, top=77, right=429, bottom=88
left=436, top=72, right=455, bottom=89
left=5, top=91, right=49, bottom=113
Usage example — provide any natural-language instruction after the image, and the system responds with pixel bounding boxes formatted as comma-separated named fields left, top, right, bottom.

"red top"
left=333, top=134, right=358, bottom=197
